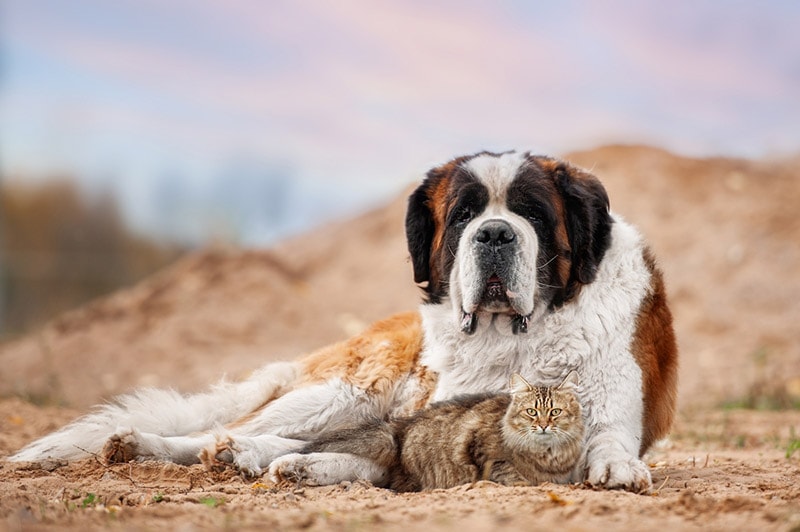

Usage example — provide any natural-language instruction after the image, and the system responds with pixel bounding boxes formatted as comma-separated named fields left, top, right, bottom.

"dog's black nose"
left=475, top=220, right=516, bottom=247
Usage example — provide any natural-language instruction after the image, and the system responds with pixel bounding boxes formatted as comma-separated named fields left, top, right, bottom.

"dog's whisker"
left=537, top=282, right=563, bottom=289
left=537, top=255, right=559, bottom=270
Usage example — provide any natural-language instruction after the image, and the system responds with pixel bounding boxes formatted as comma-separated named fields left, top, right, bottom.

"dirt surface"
left=2, top=145, right=800, bottom=531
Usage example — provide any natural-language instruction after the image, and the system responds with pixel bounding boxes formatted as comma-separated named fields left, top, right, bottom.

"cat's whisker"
left=555, top=431, right=579, bottom=445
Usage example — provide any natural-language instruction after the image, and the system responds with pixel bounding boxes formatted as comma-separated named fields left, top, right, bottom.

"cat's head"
left=503, top=372, right=583, bottom=444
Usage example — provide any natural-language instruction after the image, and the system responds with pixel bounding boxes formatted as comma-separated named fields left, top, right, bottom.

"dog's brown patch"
left=426, top=160, right=461, bottom=292
left=536, top=159, right=573, bottom=286
left=631, top=247, right=679, bottom=455
left=301, top=311, right=425, bottom=397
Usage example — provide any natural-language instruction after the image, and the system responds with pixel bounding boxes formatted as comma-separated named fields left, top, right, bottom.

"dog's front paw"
left=102, top=427, right=142, bottom=464
left=228, top=441, right=266, bottom=478
left=586, top=454, right=652, bottom=493
left=268, top=453, right=314, bottom=486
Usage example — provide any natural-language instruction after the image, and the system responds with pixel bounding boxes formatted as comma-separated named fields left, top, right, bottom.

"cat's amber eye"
left=550, top=408, right=562, bottom=416
left=525, top=408, right=537, bottom=417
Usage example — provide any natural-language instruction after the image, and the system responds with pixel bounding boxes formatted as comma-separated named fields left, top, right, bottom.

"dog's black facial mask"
left=405, top=154, right=613, bottom=312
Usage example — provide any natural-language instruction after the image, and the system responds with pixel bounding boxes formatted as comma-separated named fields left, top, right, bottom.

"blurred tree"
left=0, top=179, right=184, bottom=337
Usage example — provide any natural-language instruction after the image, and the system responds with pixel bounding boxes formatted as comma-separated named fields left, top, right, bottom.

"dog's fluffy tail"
left=9, top=361, right=300, bottom=462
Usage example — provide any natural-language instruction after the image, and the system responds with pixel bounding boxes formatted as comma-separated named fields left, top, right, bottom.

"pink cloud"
left=4, top=0, right=798, bottom=184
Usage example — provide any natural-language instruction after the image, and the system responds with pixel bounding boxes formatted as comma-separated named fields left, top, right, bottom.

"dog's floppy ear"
left=405, top=182, right=435, bottom=286
left=554, top=164, right=613, bottom=292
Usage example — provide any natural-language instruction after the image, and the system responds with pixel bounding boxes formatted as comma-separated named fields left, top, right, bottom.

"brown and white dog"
left=10, top=151, right=678, bottom=492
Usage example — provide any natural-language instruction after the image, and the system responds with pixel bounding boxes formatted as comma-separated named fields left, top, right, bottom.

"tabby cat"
left=275, top=372, right=584, bottom=492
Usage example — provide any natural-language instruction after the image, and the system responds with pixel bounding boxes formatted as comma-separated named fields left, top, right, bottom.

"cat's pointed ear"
left=557, top=370, right=580, bottom=390
left=509, top=373, right=533, bottom=394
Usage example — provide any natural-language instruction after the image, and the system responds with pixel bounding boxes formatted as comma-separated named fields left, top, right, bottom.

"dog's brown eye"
left=526, top=213, right=543, bottom=226
left=453, top=208, right=473, bottom=226
left=550, top=408, right=562, bottom=416
left=526, top=408, right=537, bottom=417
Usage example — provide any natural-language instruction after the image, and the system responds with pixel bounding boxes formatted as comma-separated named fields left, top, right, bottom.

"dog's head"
left=406, top=151, right=612, bottom=333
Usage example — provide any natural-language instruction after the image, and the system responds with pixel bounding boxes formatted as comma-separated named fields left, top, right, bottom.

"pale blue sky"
left=2, top=1, right=798, bottom=244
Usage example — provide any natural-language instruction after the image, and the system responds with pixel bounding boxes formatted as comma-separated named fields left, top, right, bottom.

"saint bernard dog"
left=10, top=150, right=677, bottom=492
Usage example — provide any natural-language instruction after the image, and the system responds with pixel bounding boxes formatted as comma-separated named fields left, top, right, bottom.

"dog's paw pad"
left=200, top=436, right=263, bottom=477
left=199, top=439, right=236, bottom=472
left=102, top=427, right=140, bottom=464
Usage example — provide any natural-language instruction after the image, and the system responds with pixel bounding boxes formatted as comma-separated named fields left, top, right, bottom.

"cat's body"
left=269, top=373, right=584, bottom=492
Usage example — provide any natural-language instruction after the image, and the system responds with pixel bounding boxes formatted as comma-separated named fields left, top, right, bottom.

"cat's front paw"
left=585, top=454, right=652, bottom=493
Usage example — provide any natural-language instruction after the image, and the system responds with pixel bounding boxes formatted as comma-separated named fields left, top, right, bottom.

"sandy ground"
left=1, top=145, right=799, bottom=531
left=2, top=401, right=799, bottom=531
